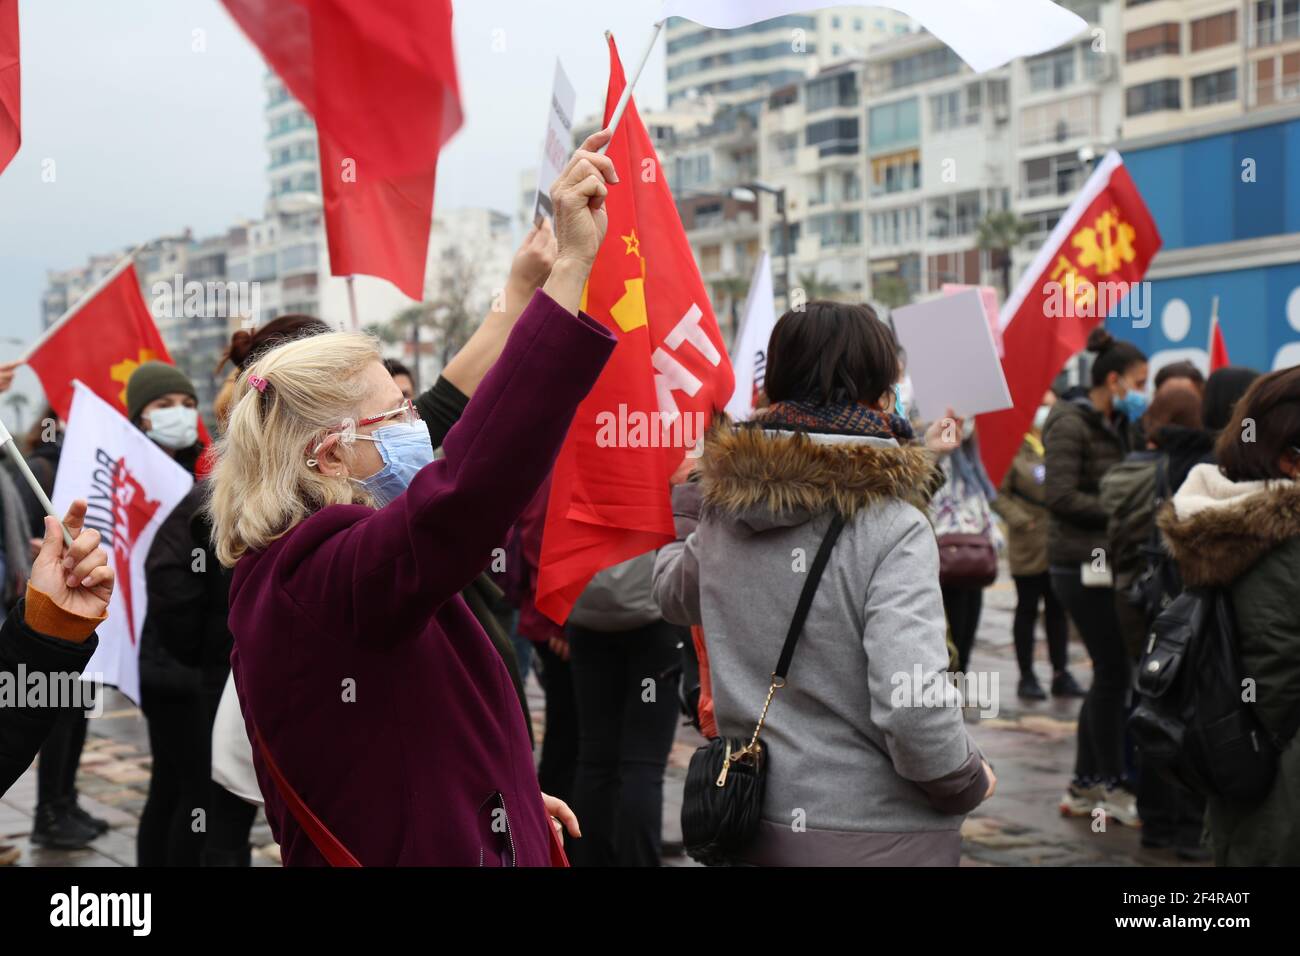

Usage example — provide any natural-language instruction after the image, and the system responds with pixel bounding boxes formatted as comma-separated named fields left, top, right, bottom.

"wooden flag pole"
left=597, top=20, right=666, bottom=156
left=0, top=418, right=74, bottom=547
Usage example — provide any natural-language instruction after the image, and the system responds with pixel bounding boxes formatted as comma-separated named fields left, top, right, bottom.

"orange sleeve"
left=23, top=583, right=107, bottom=644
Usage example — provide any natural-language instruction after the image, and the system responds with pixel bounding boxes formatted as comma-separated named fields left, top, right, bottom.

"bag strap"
left=252, top=725, right=361, bottom=867
left=741, top=513, right=846, bottom=754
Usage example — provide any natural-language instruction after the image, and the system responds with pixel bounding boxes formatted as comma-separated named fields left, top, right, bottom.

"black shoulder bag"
left=680, top=513, right=846, bottom=866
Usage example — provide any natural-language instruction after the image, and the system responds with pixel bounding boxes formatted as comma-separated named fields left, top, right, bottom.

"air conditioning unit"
left=994, top=105, right=1010, bottom=124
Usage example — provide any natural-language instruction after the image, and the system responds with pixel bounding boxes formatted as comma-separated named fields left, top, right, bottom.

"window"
left=770, top=131, right=799, bottom=168
left=853, top=18, right=863, bottom=31
left=888, top=47, right=962, bottom=91
left=806, top=116, right=859, bottom=156
left=831, top=16, right=841, bottom=28
left=806, top=72, right=858, bottom=112
left=870, top=206, right=922, bottom=246
left=1028, top=48, right=1076, bottom=91
left=1126, top=23, right=1180, bottom=61
left=871, top=150, right=921, bottom=195
left=869, top=98, right=919, bottom=152
left=1022, top=153, right=1083, bottom=199
left=673, top=153, right=712, bottom=190
left=930, top=82, right=983, bottom=131
left=807, top=211, right=861, bottom=248
left=1126, top=78, right=1181, bottom=115
left=1192, top=68, right=1237, bottom=107
left=1019, top=94, right=1098, bottom=146
left=666, top=16, right=817, bottom=54
left=1191, top=11, right=1237, bottom=51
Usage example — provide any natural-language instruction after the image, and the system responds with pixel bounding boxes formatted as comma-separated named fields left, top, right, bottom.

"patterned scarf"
left=757, top=400, right=915, bottom=442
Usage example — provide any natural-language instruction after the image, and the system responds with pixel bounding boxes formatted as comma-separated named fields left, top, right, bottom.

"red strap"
left=253, top=726, right=361, bottom=867
left=548, top=818, right=570, bottom=867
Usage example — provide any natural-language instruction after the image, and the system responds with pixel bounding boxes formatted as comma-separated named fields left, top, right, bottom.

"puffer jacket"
left=653, top=422, right=990, bottom=866
left=1098, top=450, right=1160, bottom=593
left=1042, top=391, right=1135, bottom=568
left=991, top=435, right=1049, bottom=576
left=1158, top=465, right=1300, bottom=866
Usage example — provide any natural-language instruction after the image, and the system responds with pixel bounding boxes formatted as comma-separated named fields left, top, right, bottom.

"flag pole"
left=21, top=242, right=147, bottom=363
left=0, top=418, right=74, bottom=547
left=346, top=275, right=360, bottom=331
left=597, top=20, right=666, bottom=156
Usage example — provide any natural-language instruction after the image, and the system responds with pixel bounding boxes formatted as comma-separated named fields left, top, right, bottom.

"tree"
left=795, top=270, right=842, bottom=302
left=3, top=392, right=29, bottom=434
left=872, top=275, right=912, bottom=311
left=976, top=210, right=1033, bottom=298
left=711, top=275, right=751, bottom=346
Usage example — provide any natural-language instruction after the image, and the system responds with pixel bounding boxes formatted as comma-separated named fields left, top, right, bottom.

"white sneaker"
left=1100, top=786, right=1142, bottom=827
left=1059, top=782, right=1105, bottom=818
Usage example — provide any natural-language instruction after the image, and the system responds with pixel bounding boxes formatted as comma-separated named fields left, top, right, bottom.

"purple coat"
left=228, top=291, right=615, bottom=866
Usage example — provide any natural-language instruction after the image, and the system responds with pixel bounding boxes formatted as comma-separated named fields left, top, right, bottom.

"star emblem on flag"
left=109, top=349, right=158, bottom=407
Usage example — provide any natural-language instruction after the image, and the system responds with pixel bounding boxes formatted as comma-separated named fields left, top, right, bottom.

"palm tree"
left=976, top=210, right=1033, bottom=298
left=795, top=271, right=842, bottom=303
left=872, top=275, right=913, bottom=312
left=3, top=391, right=29, bottom=434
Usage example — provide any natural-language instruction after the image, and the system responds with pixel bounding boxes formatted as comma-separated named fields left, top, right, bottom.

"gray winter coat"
left=653, top=423, right=990, bottom=866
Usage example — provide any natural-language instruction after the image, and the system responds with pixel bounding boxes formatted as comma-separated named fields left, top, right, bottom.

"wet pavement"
left=0, top=574, right=1206, bottom=868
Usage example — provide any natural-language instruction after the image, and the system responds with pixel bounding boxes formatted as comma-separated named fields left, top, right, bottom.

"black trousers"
left=941, top=584, right=984, bottom=673
left=1051, top=567, right=1132, bottom=784
left=137, top=687, right=208, bottom=867
left=36, top=710, right=88, bottom=809
left=534, top=641, right=578, bottom=807
left=1012, top=572, right=1069, bottom=677
left=567, top=620, right=682, bottom=867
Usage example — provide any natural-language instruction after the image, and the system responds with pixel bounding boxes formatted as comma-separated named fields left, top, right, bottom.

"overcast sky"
left=0, top=0, right=666, bottom=399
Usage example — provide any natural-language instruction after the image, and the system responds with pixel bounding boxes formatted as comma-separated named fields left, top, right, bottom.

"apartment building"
left=665, top=7, right=912, bottom=106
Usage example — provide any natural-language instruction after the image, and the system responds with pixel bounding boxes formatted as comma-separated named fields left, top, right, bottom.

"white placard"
left=891, top=289, right=1013, bottom=422
left=532, top=60, right=577, bottom=225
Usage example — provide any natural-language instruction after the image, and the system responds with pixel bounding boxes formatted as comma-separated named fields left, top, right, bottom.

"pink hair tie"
left=248, top=375, right=269, bottom=394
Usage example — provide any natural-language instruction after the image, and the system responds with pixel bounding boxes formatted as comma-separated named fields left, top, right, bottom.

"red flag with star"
left=26, top=262, right=191, bottom=426
left=534, top=36, right=734, bottom=625
left=0, top=0, right=19, bottom=175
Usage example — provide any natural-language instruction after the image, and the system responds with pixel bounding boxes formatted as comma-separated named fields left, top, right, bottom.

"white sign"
left=51, top=382, right=194, bottom=704
left=726, top=251, right=777, bottom=420
left=891, top=289, right=1013, bottom=422
left=533, top=60, right=577, bottom=225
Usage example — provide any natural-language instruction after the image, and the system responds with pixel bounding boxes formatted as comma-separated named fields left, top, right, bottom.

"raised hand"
left=29, top=499, right=114, bottom=620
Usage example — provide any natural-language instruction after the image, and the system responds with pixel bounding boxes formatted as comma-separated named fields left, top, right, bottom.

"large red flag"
left=978, top=152, right=1161, bottom=487
left=221, top=0, right=462, bottom=297
left=27, top=262, right=183, bottom=423
left=1209, top=307, right=1230, bottom=372
left=535, top=36, right=734, bottom=625
left=0, top=0, right=19, bottom=175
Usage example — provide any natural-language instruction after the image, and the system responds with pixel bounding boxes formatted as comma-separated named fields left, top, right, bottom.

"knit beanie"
left=126, top=361, right=197, bottom=423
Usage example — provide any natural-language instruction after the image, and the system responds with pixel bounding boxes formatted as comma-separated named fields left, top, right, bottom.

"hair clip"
left=248, top=375, right=269, bottom=394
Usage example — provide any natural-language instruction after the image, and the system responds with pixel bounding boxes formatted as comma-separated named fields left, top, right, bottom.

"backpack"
left=1130, top=587, right=1290, bottom=803
left=1128, top=456, right=1183, bottom=626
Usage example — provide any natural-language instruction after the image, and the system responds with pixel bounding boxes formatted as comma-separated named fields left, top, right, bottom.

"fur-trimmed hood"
left=696, top=421, right=939, bottom=531
left=1158, top=463, right=1300, bottom=587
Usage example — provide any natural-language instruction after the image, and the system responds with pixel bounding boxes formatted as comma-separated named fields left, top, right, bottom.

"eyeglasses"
left=308, top=400, right=421, bottom=462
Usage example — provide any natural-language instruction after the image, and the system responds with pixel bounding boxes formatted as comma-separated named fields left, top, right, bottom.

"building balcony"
left=1249, top=15, right=1300, bottom=48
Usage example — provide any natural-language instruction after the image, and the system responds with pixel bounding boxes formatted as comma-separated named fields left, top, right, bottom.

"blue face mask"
left=1114, top=387, right=1148, bottom=422
left=357, top=421, right=435, bottom=507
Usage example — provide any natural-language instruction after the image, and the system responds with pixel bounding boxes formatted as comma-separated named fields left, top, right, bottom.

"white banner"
left=52, top=382, right=194, bottom=704
left=659, top=0, right=1087, bottom=74
left=532, top=59, right=577, bottom=224
left=726, top=251, right=777, bottom=421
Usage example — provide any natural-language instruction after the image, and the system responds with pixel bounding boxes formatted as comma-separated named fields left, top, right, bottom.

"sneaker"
left=30, top=803, right=99, bottom=850
left=1017, top=675, right=1047, bottom=701
left=1100, top=785, right=1142, bottom=827
left=0, top=842, right=19, bottom=866
left=1059, top=782, right=1106, bottom=817
left=1051, top=671, right=1086, bottom=698
left=69, top=803, right=109, bottom=836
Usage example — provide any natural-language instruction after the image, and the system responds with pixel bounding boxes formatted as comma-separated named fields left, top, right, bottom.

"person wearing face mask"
left=124, top=361, right=218, bottom=866
left=205, top=132, right=619, bottom=866
left=1043, top=326, right=1147, bottom=827
left=992, top=390, right=1081, bottom=701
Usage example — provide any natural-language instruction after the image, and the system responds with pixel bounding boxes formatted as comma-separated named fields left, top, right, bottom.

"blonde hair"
left=207, top=331, right=381, bottom=566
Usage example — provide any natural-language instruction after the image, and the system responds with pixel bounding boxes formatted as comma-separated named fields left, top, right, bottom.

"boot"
left=31, top=801, right=99, bottom=850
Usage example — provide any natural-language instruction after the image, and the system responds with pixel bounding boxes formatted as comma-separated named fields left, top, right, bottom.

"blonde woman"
left=207, top=132, right=618, bottom=866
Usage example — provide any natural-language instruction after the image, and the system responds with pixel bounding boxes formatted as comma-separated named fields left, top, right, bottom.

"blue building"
left=1109, top=104, right=1300, bottom=379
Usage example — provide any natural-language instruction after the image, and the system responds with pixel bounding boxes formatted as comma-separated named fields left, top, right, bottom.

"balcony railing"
left=1250, top=14, right=1300, bottom=47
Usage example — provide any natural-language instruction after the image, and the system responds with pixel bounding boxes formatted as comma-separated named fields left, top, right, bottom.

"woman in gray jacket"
left=653, top=302, right=994, bottom=866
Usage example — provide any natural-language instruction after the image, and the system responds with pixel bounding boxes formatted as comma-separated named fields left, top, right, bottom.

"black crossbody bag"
left=680, top=513, right=846, bottom=866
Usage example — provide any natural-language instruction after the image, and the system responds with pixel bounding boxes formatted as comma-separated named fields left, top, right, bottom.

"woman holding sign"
left=207, top=132, right=619, bottom=866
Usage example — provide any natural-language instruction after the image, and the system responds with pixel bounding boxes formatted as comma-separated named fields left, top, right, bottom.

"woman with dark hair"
left=653, top=301, right=994, bottom=866
left=1044, top=327, right=1146, bottom=826
left=1158, top=366, right=1300, bottom=865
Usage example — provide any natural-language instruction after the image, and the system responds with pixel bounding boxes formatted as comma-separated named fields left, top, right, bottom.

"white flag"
left=52, top=382, right=194, bottom=704
left=659, top=0, right=1087, bottom=73
left=726, top=251, right=778, bottom=421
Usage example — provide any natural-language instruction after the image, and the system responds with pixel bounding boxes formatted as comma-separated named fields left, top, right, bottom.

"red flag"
left=221, top=0, right=462, bottom=296
left=978, top=152, right=1162, bottom=487
left=0, top=0, right=19, bottom=175
left=1209, top=305, right=1230, bottom=372
left=534, top=36, right=734, bottom=624
left=319, top=131, right=433, bottom=300
left=27, top=262, right=185, bottom=422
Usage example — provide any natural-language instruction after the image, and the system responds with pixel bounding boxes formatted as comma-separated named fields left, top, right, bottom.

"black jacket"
left=0, top=600, right=98, bottom=795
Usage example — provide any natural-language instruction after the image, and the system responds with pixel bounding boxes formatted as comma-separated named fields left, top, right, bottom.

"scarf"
left=757, top=400, right=915, bottom=442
